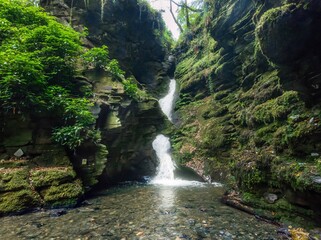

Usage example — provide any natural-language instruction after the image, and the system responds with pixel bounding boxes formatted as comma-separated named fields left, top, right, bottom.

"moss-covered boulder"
left=41, top=180, right=83, bottom=208
left=256, top=4, right=313, bottom=65
left=30, top=167, right=77, bottom=188
left=0, top=190, right=40, bottom=215
left=0, top=168, right=30, bottom=192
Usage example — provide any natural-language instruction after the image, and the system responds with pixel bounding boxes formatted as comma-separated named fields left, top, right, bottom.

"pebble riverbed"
left=0, top=183, right=279, bottom=239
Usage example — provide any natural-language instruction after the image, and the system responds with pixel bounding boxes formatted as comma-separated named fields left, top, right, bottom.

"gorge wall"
left=0, top=0, right=169, bottom=214
left=173, top=0, right=321, bottom=226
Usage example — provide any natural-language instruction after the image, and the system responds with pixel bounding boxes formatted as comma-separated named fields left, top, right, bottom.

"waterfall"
left=152, top=135, right=175, bottom=181
left=151, top=79, right=177, bottom=184
left=159, top=79, right=176, bottom=123
left=84, top=0, right=89, bottom=9
left=101, top=0, right=106, bottom=22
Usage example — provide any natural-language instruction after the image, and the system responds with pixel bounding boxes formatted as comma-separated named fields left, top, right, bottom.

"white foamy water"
left=151, top=79, right=177, bottom=185
left=159, top=79, right=176, bottom=122
left=151, top=134, right=175, bottom=183
left=151, top=79, right=222, bottom=186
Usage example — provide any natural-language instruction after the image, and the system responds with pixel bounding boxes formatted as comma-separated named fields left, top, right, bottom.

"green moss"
left=0, top=159, right=28, bottom=168
left=30, top=167, right=76, bottom=188
left=42, top=180, right=83, bottom=206
left=0, top=168, right=30, bottom=192
left=253, top=91, right=301, bottom=124
left=213, top=90, right=230, bottom=100
left=201, top=120, right=226, bottom=150
left=235, top=163, right=267, bottom=191
left=254, top=122, right=280, bottom=146
left=272, top=109, right=321, bottom=152
left=31, top=148, right=71, bottom=167
left=241, top=71, right=281, bottom=105
left=241, top=192, right=315, bottom=228
left=256, top=4, right=296, bottom=30
left=271, top=158, right=321, bottom=192
left=0, top=189, right=40, bottom=215
left=175, top=32, right=222, bottom=96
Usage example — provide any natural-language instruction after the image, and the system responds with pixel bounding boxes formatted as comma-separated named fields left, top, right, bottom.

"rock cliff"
left=173, top=0, right=321, bottom=226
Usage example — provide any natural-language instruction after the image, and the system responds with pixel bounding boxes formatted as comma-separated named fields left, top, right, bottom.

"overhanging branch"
left=170, top=0, right=183, bottom=32
left=170, top=0, right=202, bottom=12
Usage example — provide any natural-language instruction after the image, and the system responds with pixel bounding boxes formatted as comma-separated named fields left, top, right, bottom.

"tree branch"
left=170, top=0, right=183, bottom=32
left=171, top=0, right=202, bottom=12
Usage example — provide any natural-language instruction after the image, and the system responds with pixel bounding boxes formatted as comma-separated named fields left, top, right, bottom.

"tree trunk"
left=184, top=0, right=190, bottom=29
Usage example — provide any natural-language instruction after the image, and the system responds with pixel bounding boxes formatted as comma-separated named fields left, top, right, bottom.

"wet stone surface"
left=0, top=183, right=279, bottom=239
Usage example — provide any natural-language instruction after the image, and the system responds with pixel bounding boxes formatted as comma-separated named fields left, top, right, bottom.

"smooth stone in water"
left=49, top=209, right=67, bottom=217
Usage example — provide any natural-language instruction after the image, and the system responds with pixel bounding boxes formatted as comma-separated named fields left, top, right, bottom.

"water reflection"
left=158, top=186, right=175, bottom=209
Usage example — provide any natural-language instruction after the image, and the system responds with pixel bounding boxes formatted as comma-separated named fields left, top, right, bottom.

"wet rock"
left=13, top=149, right=24, bottom=158
left=264, top=193, right=278, bottom=204
left=199, top=207, right=207, bottom=212
left=49, top=208, right=67, bottom=217
left=312, top=176, right=321, bottom=184
left=188, top=219, right=196, bottom=226
left=277, top=228, right=291, bottom=239
left=177, top=233, right=190, bottom=239
left=80, top=200, right=93, bottom=206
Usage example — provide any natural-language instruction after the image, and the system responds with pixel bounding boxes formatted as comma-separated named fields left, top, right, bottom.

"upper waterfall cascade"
left=159, top=79, right=176, bottom=123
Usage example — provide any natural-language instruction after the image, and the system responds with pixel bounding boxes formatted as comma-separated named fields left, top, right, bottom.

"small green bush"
left=82, top=45, right=109, bottom=69
left=123, top=78, right=139, bottom=99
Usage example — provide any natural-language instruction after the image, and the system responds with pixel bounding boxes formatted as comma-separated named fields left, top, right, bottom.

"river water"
left=0, top=183, right=279, bottom=239
left=0, top=79, right=279, bottom=239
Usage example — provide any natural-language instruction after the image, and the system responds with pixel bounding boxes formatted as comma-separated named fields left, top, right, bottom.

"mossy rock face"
left=241, top=192, right=317, bottom=228
left=41, top=180, right=83, bottom=207
left=47, top=0, right=169, bottom=96
left=256, top=4, right=314, bottom=65
left=0, top=168, right=30, bottom=192
left=252, top=91, right=301, bottom=125
left=73, top=143, right=108, bottom=188
left=0, top=190, right=41, bottom=215
left=173, top=0, right=321, bottom=227
left=0, top=159, right=28, bottom=169
left=30, top=167, right=77, bottom=188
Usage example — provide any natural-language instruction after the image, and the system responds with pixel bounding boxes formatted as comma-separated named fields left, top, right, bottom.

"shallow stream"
left=0, top=182, right=279, bottom=240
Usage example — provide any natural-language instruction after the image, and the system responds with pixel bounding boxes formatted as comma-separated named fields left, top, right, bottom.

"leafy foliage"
left=82, top=45, right=110, bottom=69
left=0, top=0, right=97, bottom=149
left=82, top=46, right=125, bottom=78
left=123, top=78, right=139, bottom=99
left=177, top=0, right=203, bottom=30
left=107, top=59, right=125, bottom=77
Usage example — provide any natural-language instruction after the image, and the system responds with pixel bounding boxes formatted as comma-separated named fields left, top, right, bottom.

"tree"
left=169, top=0, right=203, bottom=33
left=0, top=0, right=97, bottom=149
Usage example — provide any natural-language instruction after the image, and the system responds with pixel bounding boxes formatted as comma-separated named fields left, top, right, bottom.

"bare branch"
left=171, top=0, right=203, bottom=12
left=170, top=0, right=183, bottom=32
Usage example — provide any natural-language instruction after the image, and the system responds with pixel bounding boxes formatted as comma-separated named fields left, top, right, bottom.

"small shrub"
left=82, top=45, right=109, bottom=69
left=123, top=78, right=139, bottom=99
